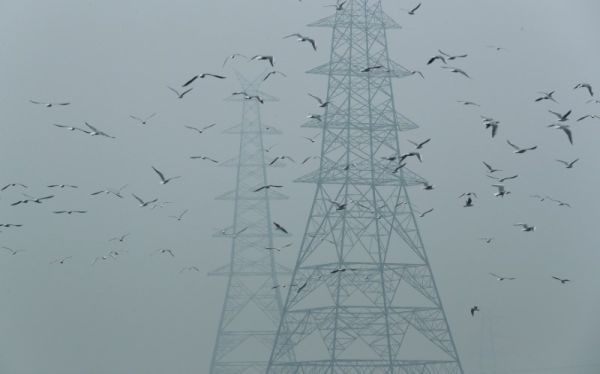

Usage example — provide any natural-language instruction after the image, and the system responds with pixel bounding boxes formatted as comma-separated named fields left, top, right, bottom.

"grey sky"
left=1, top=0, right=599, bottom=373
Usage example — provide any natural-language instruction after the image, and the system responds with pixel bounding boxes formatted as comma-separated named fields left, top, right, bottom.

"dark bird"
left=480, top=237, right=494, bottom=244
left=190, top=155, right=219, bottom=163
left=552, top=276, right=571, bottom=284
left=498, top=175, right=518, bottom=183
left=263, top=70, right=287, bottom=81
left=408, top=138, right=431, bottom=149
left=457, top=100, right=480, bottom=106
left=360, top=65, right=387, bottom=73
left=273, top=222, right=289, bottom=234
left=222, top=53, right=248, bottom=67
left=167, top=86, right=193, bottom=99
left=11, top=194, right=54, bottom=206
left=407, top=2, right=422, bottom=15
left=459, top=192, right=478, bottom=198
left=576, top=114, right=600, bottom=122
left=438, top=49, right=468, bottom=60
left=154, top=249, right=175, bottom=258
left=470, top=306, right=480, bottom=316
left=29, top=100, right=70, bottom=107
left=574, top=83, right=594, bottom=97
left=308, top=93, right=330, bottom=107
left=421, top=182, right=434, bottom=190
left=0, top=224, right=22, bottom=228
left=329, top=200, right=347, bottom=211
left=283, top=33, right=317, bottom=51
left=151, top=166, right=181, bottom=185
left=463, top=197, right=474, bottom=207
left=184, top=123, right=216, bottom=134
left=254, top=185, right=283, bottom=192
left=482, top=161, right=501, bottom=173
left=419, top=208, right=434, bottom=218
left=1, top=183, right=27, bottom=192
left=484, top=119, right=499, bottom=138
left=548, top=109, right=572, bottom=122
left=535, top=91, right=557, bottom=103
left=324, top=1, right=347, bottom=11
left=399, top=151, right=422, bottom=162
left=269, top=156, right=295, bottom=166
left=179, top=266, right=200, bottom=274
left=427, top=55, right=446, bottom=65
left=301, top=156, right=319, bottom=164
left=169, top=209, right=188, bottom=221
left=408, top=70, right=425, bottom=79
left=441, top=66, right=470, bottom=78
left=53, top=210, right=87, bottom=215
left=556, top=158, right=579, bottom=168
left=132, top=193, right=158, bottom=207
left=265, top=243, right=293, bottom=252
left=506, top=140, right=537, bottom=154
left=232, top=91, right=264, bottom=104
left=514, top=223, right=535, bottom=232
left=182, top=73, right=226, bottom=87
left=251, top=55, right=275, bottom=67
left=129, top=113, right=156, bottom=125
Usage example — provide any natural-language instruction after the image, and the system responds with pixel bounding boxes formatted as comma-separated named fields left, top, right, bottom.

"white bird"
left=167, top=86, right=193, bottom=99
left=185, top=123, right=216, bottom=134
left=535, top=91, right=557, bottom=103
left=574, top=83, right=594, bottom=97
left=556, top=158, right=579, bottom=168
left=169, top=209, right=188, bottom=221
left=576, top=114, right=600, bottom=122
left=190, top=155, right=219, bottom=163
left=53, top=123, right=90, bottom=133
left=441, top=66, right=470, bottom=78
left=547, top=124, right=573, bottom=144
left=492, top=184, right=510, bottom=197
left=48, top=184, right=78, bottom=189
left=30, top=100, right=70, bottom=107
left=438, top=49, right=468, bottom=60
left=129, top=113, right=156, bottom=125
left=489, top=273, right=516, bottom=281
left=222, top=53, right=248, bottom=67
left=548, top=109, right=572, bottom=122
left=151, top=166, right=181, bottom=185
left=84, top=122, right=115, bottom=139
left=514, top=223, right=535, bottom=232
left=506, top=140, right=537, bottom=154
left=53, top=210, right=87, bottom=215
left=263, top=70, right=287, bottom=81
left=231, top=91, right=264, bottom=103
left=482, top=161, right=501, bottom=173
left=182, top=73, right=226, bottom=87
left=132, top=193, right=158, bottom=207
left=251, top=55, right=274, bottom=67
left=307, top=114, right=322, bottom=122
left=308, top=93, right=330, bottom=107
left=269, top=155, right=295, bottom=166
left=283, top=33, right=317, bottom=51
left=408, top=138, right=431, bottom=149
left=488, top=174, right=518, bottom=183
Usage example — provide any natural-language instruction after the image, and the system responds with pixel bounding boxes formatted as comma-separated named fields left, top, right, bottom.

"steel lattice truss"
left=209, top=73, right=294, bottom=374
left=267, top=1, right=464, bottom=373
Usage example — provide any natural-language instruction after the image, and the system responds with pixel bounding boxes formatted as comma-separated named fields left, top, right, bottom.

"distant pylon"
left=267, top=1, right=464, bottom=373
left=208, top=72, right=294, bottom=373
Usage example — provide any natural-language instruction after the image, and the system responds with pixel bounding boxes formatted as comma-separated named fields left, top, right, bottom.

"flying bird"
left=151, top=166, right=181, bottom=185
left=407, top=2, right=422, bottom=15
left=109, top=233, right=130, bottom=242
left=307, top=114, right=322, bottom=122
left=438, top=49, right=468, bottom=60
left=360, top=65, right=387, bottom=73
left=492, top=184, right=510, bottom=197
left=1, top=183, right=28, bottom=192
left=179, top=266, right=200, bottom=274
left=51, top=256, right=72, bottom=265
left=497, top=175, right=518, bottom=183
left=329, top=200, right=347, bottom=211
left=419, top=208, right=434, bottom=218
left=265, top=243, right=293, bottom=252
left=154, top=249, right=175, bottom=258
left=484, top=119, right=499, bottom=138
left=480, top=237, right=494, bottom=244
left=91, top=185, right=127, bottom=199
left=324, top=1, right=347, bottom=11
left=29, top=100, right=70, bottom=107
left=129, top=113, right=156, bottom=125
left=263, top=70, right=287, bottom=81
left=182, top=73, right=226, bottom=87
left=441, top=66, right=471, bottom=78
left=167, top=86, right=193, bottom=99
left=427, top=55, right=446, bottom=65
left=254, top=185, right=283, bottom=192
left=11, top=194, right=54, bottom=206
left=574, top=83, right=594, bottom=97
left=556, top=158, right=579, bottom=168
left=408, top=138, right=431, bottom=149
left=283, top=33, right=317, bottom=51
left=2, top=246, right=24, bottom=256
left=514, top=223, right=535, bottom=232
left=552, top=276, right=570, bottom=284
left=535, top=91, right=557, bottom=103
left=490, top=273, right=516, bottom=281
left=482, top=161, right=501, bottom=173
left=0, top=224, right=23, bottom=228
left=184, top=123, right=216, bottom=134
left=576, top=114, right=600, bottom=122
left=463, top=197, right=474, bottom=207
left=84, top=122, right=115, bottom=139
left=269, top=155, right=295, bottom=165
left=408, top=70, right=425, bottom=79
left=53, top=210, right=87, bottom=215
left=470, top=306, right=480, bottom=317
left=308, top=93, right=330, bottom=107
left=132, top=193, right=158, bottom=207
left=169, top=209, right=188, bottom=221
left=548, top=109, right=572, bottom=122
left=190, top=155, right=219, bottom=163
left=273, top=222, right=289, bottom=234
left=48, top=184, right=78, bottom=189
left=457, top=100, right=480, bottom=106
left=506, top=140, right=537, bottom=154
left=251, top=55, right=275, bottom=67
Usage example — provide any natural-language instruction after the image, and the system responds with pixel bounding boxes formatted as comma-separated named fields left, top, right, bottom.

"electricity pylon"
left=267, top=1, right=464, bottom=373
left=208, top=72, right=293, bottom=373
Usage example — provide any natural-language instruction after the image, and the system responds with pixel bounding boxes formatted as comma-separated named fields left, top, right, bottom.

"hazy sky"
left=1, top=0, right=599, bottom=373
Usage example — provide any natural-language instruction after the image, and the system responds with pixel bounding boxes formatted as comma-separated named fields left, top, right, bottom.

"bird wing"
left=410, top=2, right=422, bottom=12
left=548, top=110, right=562, bottom=119
left=563, top=127, right=573, bottom=144
left=506, top=140, right=519, bottom=150
left=84, top=122, right=98, bottom=132
left=132, top=194, right=144, bottom=204
left=491, top=124, right=498, bottom=137
left=206, top=73, right=226, bottom=79
left=167, top=86, right=180, bottom=96
left=180, top=88, right=193, bottom=97
left=308, top=93, right=323, bottom=104
left=202, top=123, right=217, bottom=130
left=492, top=184, right=505, bottom=193
left=182, top=75, right=198, bottom=87
left=283, top=33, right=303, bottom=39
left=29, top=100, right=43, bottom=105
left=151, top=166, right=165, bottom=182
left=129, top=115, right=143, bottom=122
left=308, top=38, right=317, bottom=51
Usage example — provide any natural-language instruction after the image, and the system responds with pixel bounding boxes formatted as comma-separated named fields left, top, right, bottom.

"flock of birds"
left=2, top=0, right=597, bottom=331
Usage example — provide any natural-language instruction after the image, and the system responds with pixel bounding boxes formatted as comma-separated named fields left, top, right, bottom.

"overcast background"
left=0, top=0, right=599, bottom=373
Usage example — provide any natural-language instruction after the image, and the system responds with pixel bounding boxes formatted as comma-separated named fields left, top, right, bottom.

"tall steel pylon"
left=208, top=72, right=293, bottom=374
left=267, top=1, right=464, bottom=373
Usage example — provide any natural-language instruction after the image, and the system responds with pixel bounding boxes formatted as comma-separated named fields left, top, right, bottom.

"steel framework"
left=267, top=1, right=464, bottom=373
left=208, top=72, right=293, bottom=374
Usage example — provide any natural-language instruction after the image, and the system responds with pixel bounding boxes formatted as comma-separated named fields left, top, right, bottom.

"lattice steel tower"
left=267, top=1, right=464, bottom=373
left=208, top=72, right=293, bottom=373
